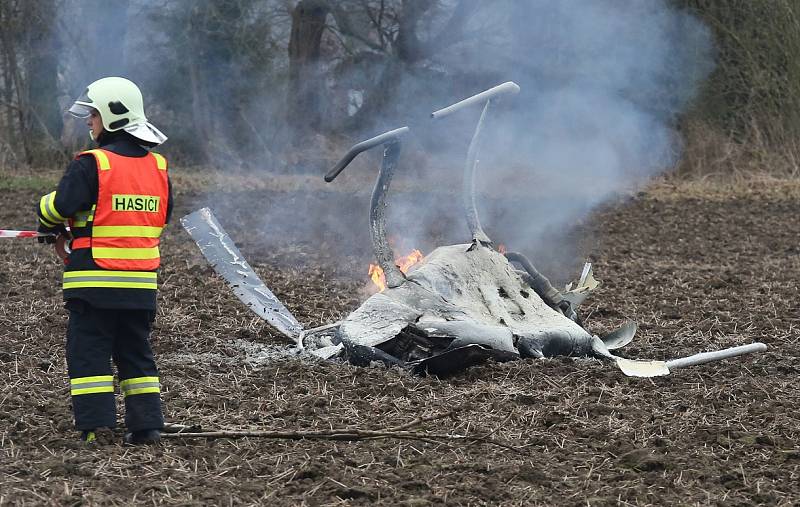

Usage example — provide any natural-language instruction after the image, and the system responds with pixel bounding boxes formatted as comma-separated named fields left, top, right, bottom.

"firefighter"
left=36, top=77, right=172, bottom=445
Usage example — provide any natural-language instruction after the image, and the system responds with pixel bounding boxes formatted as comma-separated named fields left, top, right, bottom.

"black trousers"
left=65, top=300, right=164, bottom=432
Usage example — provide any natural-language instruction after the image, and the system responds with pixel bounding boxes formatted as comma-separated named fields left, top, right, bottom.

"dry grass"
left=675, top=120, right=800, bottom=181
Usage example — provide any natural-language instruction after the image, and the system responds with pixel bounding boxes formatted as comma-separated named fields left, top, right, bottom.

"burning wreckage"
left=181, top=82, right=766, bottom=377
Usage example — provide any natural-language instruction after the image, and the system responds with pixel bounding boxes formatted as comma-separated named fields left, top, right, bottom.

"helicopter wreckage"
left=181, top=82, right=766, bottom=377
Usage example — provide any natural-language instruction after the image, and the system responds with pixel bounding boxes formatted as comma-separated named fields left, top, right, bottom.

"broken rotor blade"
left=616, top=342, right=768, bottom=377
left=180, top=207, right=304, bottom=342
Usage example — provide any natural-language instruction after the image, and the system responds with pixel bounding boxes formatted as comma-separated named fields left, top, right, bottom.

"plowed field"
left=1, top=169, right=798, bottom=506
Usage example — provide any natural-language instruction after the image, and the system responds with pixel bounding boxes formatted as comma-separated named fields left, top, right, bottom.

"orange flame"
left=368, top=249, right=424, bottom=292
left=368, top=263, right=386, bottom=292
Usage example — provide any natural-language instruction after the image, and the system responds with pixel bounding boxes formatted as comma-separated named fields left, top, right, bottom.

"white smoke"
left=53, top=0, right=715, bottom=280
left=382, top=0, right=714, bottom=277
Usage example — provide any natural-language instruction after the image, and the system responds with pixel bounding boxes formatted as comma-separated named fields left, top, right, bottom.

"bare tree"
left=0, top=0, right=63, bottom=166
left=0, top=0, right=28, bottom=163
left=326, top=0, right=480, bottom=130
left=286, top=0, right=329, bottom=144
left=144, top=0, right=285, bottom=166
left=23, top=0, right=63, bottom=163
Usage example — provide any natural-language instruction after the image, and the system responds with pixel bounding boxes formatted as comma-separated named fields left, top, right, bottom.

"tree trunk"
left=23, top=0, right=62, bottom=164
left=286, top=0, right=329, bottom=145
left=0, top=0, right=32, bottom=165
left=0, top=2, right=18, bottom=154
left=343, top=0, right=434, bottom=131
left=341, top=0, right=477, bottom=132
left=187, top=33, right=215, bottom=165
left=344, top=58, right=403, bottom=132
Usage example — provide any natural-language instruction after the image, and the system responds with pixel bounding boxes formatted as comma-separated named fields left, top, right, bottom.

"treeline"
left=675, top=0, right=800, bottom=176
left=0, top=0, right=489, bottom=170
left=0, top=0, right=798, bottom=176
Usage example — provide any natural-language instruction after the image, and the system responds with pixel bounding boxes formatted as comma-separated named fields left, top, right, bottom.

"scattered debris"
left=182, top=82, right=767, bottom=377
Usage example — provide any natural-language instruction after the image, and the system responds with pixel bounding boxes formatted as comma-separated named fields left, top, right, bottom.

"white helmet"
left=68, top=77, right=167, bottom=146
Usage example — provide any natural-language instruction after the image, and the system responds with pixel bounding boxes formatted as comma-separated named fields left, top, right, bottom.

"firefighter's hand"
left=37, top=224, right=61, bottom=244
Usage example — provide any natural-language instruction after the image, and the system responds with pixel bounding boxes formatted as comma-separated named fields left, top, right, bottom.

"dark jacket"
left=39, top=131, right=173, bottom=310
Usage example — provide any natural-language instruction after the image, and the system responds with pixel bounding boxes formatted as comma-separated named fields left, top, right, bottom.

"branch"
left=327, top=2, right=386, bottom=53
left=160, top=410, right=525, bottom=454
left=391, top=0, right=478, bottom=63
left=161, top=428, right=523, bottom=453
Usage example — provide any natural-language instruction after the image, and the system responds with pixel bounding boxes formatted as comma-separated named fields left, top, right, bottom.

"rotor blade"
left=180, top=207, right=304, bottom=341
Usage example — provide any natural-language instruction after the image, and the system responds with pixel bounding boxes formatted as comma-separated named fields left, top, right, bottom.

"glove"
left=37, top=223, right=63, bottom=244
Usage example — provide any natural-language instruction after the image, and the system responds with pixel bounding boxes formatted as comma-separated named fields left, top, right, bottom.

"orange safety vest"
left=70, top=149, right=168, bottom=272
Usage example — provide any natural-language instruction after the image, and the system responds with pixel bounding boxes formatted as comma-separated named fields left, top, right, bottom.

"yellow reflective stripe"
left=70, top=376, right=114, bottom=396
left=64, top=270, right=156, bottom=279
left=121, top=376, right=160, bottom=397
left=91, top=246, right=160, bottom=259
left=63, top=270, right=157, bottom=290
left=120, top=376, right=159, bottom=387
left=39, top=191, right=67, bottom=224
left=72, top=386, right=115, bottom=395
left=125, top=387, right=161, bottom=396
left=72, top=206, right=96, bottom=227
left=44, top=192, right=67, bottom=221
left=83, top=149, right=111, bottom=170
left=151, top=152, right=167, bottom=170
left=64, top=281, right=157, bottom=289
left=39, top=216, right=58, bottom=228
left=92, top=225, right=163, bottom=238
left=71, top=375, right=114, bottom=384
left=119, top=377, right=159, bottom=390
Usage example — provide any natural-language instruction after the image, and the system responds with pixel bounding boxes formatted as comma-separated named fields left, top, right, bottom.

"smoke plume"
left=379, top=0, right=714, bottom=278
left=55, top=0, right=714, bottom=282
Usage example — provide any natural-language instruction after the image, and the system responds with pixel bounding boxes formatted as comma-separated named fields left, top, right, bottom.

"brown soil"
left=1, top=172, right=798, bottom=506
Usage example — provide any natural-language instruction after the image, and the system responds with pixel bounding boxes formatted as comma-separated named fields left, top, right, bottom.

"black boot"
left=123, top=429, right=162, bottom=445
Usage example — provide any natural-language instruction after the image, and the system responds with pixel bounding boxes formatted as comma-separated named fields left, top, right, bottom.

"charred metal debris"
left=182, top=82, right=766, bottom=377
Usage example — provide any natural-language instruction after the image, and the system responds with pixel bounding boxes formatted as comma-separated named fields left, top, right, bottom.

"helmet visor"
left=67, top=89, right=95, bottom=118
left=68, top=102, right=94, bottom=118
